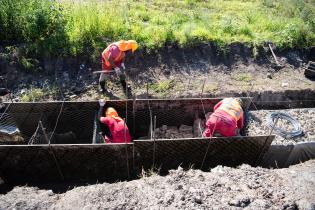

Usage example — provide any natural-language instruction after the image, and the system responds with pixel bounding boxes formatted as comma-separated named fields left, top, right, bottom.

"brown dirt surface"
left=1, top=160, right=315, bottom=209
left=1, top=44, right=314, bottom=101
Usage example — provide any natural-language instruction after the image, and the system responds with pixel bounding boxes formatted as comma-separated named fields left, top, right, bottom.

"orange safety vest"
left=216, top=98, right=243, bottom=121
left=102, top=42, right=125, bottom=68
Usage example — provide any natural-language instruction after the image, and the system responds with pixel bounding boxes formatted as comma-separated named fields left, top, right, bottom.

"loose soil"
left=1, top=160, right=314, bottom=209
left=246, top=108, right=315, bottom=145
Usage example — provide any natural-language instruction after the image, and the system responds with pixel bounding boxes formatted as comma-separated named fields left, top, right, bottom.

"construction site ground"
left=0, top=45, right=314, bottom=209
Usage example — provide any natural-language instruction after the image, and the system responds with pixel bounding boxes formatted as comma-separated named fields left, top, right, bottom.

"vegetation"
left=0, top=0, right=314, bottom=59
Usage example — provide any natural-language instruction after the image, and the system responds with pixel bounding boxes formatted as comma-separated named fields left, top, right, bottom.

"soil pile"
left=1, top=160, right=315, bottom=209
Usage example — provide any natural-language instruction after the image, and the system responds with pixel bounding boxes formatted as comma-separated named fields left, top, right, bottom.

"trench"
left=0, top=92, right=314, bottom=194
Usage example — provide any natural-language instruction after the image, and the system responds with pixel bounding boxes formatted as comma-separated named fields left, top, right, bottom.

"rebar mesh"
left=0, top=97, right=274, bottom=183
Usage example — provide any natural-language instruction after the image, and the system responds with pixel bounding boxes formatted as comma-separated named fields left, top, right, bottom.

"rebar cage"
left=0, top=98, right=275, bottom=183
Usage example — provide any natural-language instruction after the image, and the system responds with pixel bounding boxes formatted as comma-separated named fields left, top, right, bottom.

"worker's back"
left=215, top=98, right=243, bottom=121
left=101, top=116, right=132, bottom=143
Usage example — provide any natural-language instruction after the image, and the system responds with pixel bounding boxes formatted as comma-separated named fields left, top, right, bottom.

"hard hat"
left=106, top=107, right=119, bottom=118
left=128, top=40, right=138, bottom=52
left=116, top=40, right=138, bottom=52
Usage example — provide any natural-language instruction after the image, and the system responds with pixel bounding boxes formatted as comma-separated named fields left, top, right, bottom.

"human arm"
left=98, top=99, right=106, bottom=122
left=237, top=112, right=244, bottom=129
left=213, top=100, right=223, bottom=111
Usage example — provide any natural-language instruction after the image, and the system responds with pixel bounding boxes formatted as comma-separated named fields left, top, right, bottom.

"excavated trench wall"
left=0, top=96, right=314, bottom=185
left=0, top=98, right=275, bottom=183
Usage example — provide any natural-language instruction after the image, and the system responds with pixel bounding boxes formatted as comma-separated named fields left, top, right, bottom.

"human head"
left=117, top=40, right=138, bottom=52
left=105, top=107, right=119, bottom=118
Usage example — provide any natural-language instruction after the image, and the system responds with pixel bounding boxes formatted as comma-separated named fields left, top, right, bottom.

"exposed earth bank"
left=0, top=160, right=315, bottom=209
left=0, top=44, right=314, bottom=101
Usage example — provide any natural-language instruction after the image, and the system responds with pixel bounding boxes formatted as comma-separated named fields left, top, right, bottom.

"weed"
left=233, top=73, right=253, bottom=82
left=1, top=0, right=314, bottom=59
left=21, top=88, right=45, bottom=102
left=150, top=79, right=176, bottom=96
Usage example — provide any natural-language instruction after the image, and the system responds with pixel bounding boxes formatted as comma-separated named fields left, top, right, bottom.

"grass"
left=0, top=0, right=314, bottom=59
left=149, top=79, right=176, bottom=97
left=20, top=88, right=45, bottom=102
left=233, top=73, right=253, bottom=82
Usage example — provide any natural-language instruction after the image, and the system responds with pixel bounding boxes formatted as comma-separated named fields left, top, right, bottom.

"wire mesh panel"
left=3, top=98, right=251, bottom=144
left=0, top=144, right=133, bottom=183
left=134, top=135, right=274, bottom=173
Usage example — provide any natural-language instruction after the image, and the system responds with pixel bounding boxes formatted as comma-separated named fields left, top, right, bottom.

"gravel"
left=245, top=108, right=315, bottom=145
left=1, top=160, right=315, bottom=209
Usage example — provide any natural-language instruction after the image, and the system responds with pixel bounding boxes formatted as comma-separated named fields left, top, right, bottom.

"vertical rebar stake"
left=153, top=115, right=157, bottom=168
left=200, top=79, right=207, bottom=119
left=201, top=120, right=218, bottom=170
left=123, top=117, right=130, bottom=179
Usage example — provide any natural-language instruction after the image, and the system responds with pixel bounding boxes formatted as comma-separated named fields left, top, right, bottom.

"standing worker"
left=203, top=98, right=244, bottom=137
left=99, top=40, right=138, bottom=96
left=98, top=99, right=132, bottom=143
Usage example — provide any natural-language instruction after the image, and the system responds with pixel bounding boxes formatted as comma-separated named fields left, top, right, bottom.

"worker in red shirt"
left=98, top=99, right=132, bottom=143
left=99, top=40, right=138, bottom=95
left=203, top=98, right=244, bottom=137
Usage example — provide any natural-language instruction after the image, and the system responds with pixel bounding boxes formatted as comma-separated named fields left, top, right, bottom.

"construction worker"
left=203, top=98, right=244, bottom=137
left=98, top=99, right=132, bottom=143
left=99, top=40, right=138, bottom=95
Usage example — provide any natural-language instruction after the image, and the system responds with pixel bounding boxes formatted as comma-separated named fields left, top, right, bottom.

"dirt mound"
left=1, top=160, right=315, bottom=209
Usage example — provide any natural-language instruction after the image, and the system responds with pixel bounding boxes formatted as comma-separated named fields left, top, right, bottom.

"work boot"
left=120, top=79, right=132, bottom=98
left=99, top=81, right=109, bottom=94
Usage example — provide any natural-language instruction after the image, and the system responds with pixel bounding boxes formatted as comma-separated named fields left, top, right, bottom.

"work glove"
left=121, top=63, right=126, bottom=70
left=114, top=67, right=121, bottom=76
left=99, top=99, right=105, bottom=107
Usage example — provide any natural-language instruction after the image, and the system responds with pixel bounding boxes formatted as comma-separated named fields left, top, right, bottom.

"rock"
left=282, top=201, right=298, bottom=210
left=267, top=73, right=273, bottom=79
left=194, top=196, right=202, bottom=204
left=179, top=125, right=192, bottom=132
left=69, top=95, right=77, bottom=99
left=228, top=196, right=250, bottom=207
left=281, top=82, right=289, bottom=87
left=20, top=89, right=27, bottom=95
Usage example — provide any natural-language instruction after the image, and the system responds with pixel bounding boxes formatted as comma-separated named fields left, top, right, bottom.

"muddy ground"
left=0, top=160, right=314, bottom=209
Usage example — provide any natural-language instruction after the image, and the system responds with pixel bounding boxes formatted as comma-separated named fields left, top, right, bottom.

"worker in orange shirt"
left=98, top=99, right=132, bottom=143
left=203, top=98, right=244, bottom=137
left=99, top=40, right=138, bottom=96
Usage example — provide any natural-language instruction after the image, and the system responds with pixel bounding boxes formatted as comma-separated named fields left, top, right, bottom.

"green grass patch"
left=1, top=0, right=314, bottom=59
left=149, top=79, right=176, bottom=97
left=233, top=73, right=253, bottom=82
left=21, top=88, right=45, bottom=102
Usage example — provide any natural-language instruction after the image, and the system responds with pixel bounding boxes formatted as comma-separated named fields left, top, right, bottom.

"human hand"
left=121, top=63, right=126, bottom=70
left=99, top=99, right=105, bottom=107
left=114, top=67, right=121, bottom=76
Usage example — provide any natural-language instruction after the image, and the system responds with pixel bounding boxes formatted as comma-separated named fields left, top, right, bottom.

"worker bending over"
left=203, top=98, right=244, bottom=137
left=99, top=40, right=138, bottom=95
left=98, top=99, right=132, bottom=143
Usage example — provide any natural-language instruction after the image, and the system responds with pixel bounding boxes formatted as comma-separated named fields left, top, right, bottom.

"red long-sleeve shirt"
left=100, top=116, right=132, bottom=143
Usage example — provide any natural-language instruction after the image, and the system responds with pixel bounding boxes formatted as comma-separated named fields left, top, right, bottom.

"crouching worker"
left=203, top=98, right=244, bottom=137
left=99, top=40, right=138, bottom=95
left=98, top=99, right=132, bottom=143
